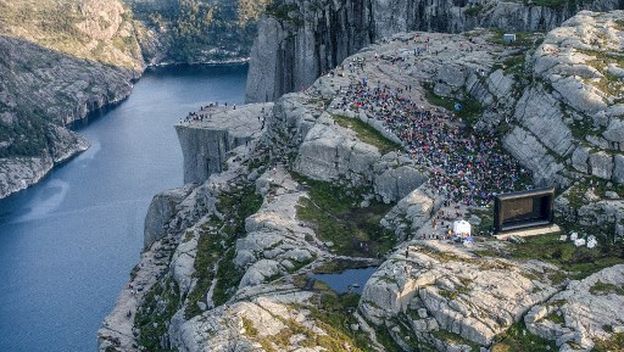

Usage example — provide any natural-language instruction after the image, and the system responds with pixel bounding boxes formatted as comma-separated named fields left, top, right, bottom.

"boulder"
left=144, top=185, right=194, bottom=249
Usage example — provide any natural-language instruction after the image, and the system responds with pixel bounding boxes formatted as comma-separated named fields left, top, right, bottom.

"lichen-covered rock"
left=382, top=187, right=437, bottom=240
left=525, top=265, right=624, bottom=351
left=246, top=0, right=622, bottom=103
left=360, top=241, right=561, bottom=348
left=176, top=104, right=268, bottom=184
left=144, top=185, right=195, bottom=249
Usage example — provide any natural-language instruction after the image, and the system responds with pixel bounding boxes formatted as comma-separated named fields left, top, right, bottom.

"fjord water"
left=0, top=64, right=247, bottom=351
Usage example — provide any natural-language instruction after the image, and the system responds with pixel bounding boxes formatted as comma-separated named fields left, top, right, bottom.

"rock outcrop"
left=144, top=184, right=195, bottom=249
left=125, top=0, right=267, bottom=65
left=525, top=265, right=624, bottom=351
left=360, top=241, right=561, bottom=349
left=246, top=0, right=624, bottom=103
left=0, top=0, right=142, bottom=199
left=101, top=10, right=624, bottom=352
left=176, top=103, right=268, bottom=184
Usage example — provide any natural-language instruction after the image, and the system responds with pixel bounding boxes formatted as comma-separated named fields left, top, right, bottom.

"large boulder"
left=144, top=185, right=194, bottom=249
left=526, top=265, right=624, bottom=351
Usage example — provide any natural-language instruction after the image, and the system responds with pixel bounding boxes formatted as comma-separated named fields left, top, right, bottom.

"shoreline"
left=0, top=59, right=248, bottom=202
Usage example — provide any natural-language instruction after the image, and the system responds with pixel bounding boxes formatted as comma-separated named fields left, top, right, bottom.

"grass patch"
left=589, top=281, right=624, bottom=296
left=308, top=292, right=375, bottom=351
left=184, top=182, right=263, bottom=318
left=135, top=278, right=180, bottom=352
left=438, top=285, right=471, bottom=300
left=468, top=206, right=495, bottom=236
left=294, top=174, right=396, bottom=258
left=265, top=3, right=302, bottom=26
left=464, top=4, right=484, bottom=16
left=502, top=54, right=526, bottom=78
left=251, top=292, right=375, bottom=351
left=485, top=233, right=624, bottom=281
left=543, top=311, right=565, bottom=324
left=488, top=30, right=541, bottom=47
left=242, top=317, right=259, bottom=337
left=422, top=83, right=483, bottom=127
left=332, top=114, right=401, bottom=154
left=312, top=259, right=374, bottom=274
left=491, top=321, right=557, bottom=352
left=594, top=332, right=624, bottom=352
left=432, top=330, right=480, bottom=352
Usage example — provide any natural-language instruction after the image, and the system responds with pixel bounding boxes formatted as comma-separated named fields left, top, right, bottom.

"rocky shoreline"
left=100, top=10, right=624, bottom=352
left=0, top=0, right=256, bottom=201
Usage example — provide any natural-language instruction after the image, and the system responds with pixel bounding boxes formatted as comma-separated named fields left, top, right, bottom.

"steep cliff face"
left=102, top=11, right=624, bottom=352
left=0, top=0, right=142, bottom=199
left=176, top=104, right=267, bottom=184
left=245, top=0, right=374, bottom=102
left=125, top=0, right=267, bottom=65
left=246, top=0, right=623, bottom=102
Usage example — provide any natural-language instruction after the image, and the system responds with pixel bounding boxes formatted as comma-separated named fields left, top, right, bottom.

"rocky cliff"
left=245, top=0, right=623, bottom=103
left=0, top=0, right=144, bottom=199
left=101, top=11, right=624, bottom=352
left=125, top=0, right=270, bottom=65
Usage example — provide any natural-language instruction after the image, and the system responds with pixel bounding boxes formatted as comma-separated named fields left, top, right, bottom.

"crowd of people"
left=180, top=102, right=238, bottom=124
left=332, top=82, right=530, bottom=206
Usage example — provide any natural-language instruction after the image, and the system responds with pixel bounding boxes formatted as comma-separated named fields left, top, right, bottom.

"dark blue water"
left=311, top=267, right=378, bottom=294
left=0, top=64, right=247, bottom=352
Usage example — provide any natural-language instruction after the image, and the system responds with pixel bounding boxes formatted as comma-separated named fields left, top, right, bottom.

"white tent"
left=453, top=220, right=472, bottom=238
left=587, top=235, right=598, bottom=249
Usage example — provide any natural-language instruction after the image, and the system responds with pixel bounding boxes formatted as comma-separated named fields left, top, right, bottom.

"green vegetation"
left=501, top=54, right=527, bottom=79
left=135, top=278, right=180, bottom=352
left=332, top=115, right=402, bottom=154
left=488, top=30, right=542, bottom=47
left=243, top=290, right=375, bottom=351
left=594, top=332, right=624, bottom=352
left=464, top=4, right=484, bottom=16
left=438, top=285, right=471, bottom=300
left=374, top=326, right=405, bottom=352
left=491, top=321, right=557, bottom=352
left=422, top=83, right=483, bottom=128
left=589, top=281, right=624, bottom=296
left=294, top=174, right=396, bottom=258
left=312, top=259, right=373, bottom=274
left=568, top=119, right=598, bottom=140
left=184, top=182, right=263, bottom=318
left=146, top=0, right=259, bottom=62
left=0, top=0, right=142, bottom=69
left=0, top=113, right=49, bottom=158
left=432, top=330, right=480, bottom=352
left=576, top=49, right=624, bottom=103
left=543, top=311, right=565, bottom=324
left=467, top=206, right=495, bottom=236
left=478, top=233, right=624, bottom=281
left=265, top=3, right=303, bottom=26
left=526, top=0, right=568, bottom=8
left=184, top=219, right=219, bottom=318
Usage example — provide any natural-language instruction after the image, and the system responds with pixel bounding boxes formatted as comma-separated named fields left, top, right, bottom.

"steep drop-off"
left=245, top=0, right=624, bottom=103
left=0, top=0, right=144, bottom=199
left=101, top=11, right=624, bottom=352
left=125, top=0, right=270, bottom=65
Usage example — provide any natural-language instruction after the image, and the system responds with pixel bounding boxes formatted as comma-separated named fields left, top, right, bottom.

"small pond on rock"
left=310, top=267, right=378, bottom=294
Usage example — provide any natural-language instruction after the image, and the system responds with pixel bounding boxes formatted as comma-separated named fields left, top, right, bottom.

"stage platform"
left=494, top=224, right=561, bottom=240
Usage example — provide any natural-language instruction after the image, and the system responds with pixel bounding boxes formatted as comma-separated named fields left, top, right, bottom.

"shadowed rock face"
left=0, top=35, right=135, bottom=199
left=102, top=10, right=624, bottom=352
left=0, top=0, right=143, bottom=199
left=246, top=0, right=624, bottom=103
left=175, top=103, right=268, bottom=184
left=245, top=0, right=374, bottom=103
